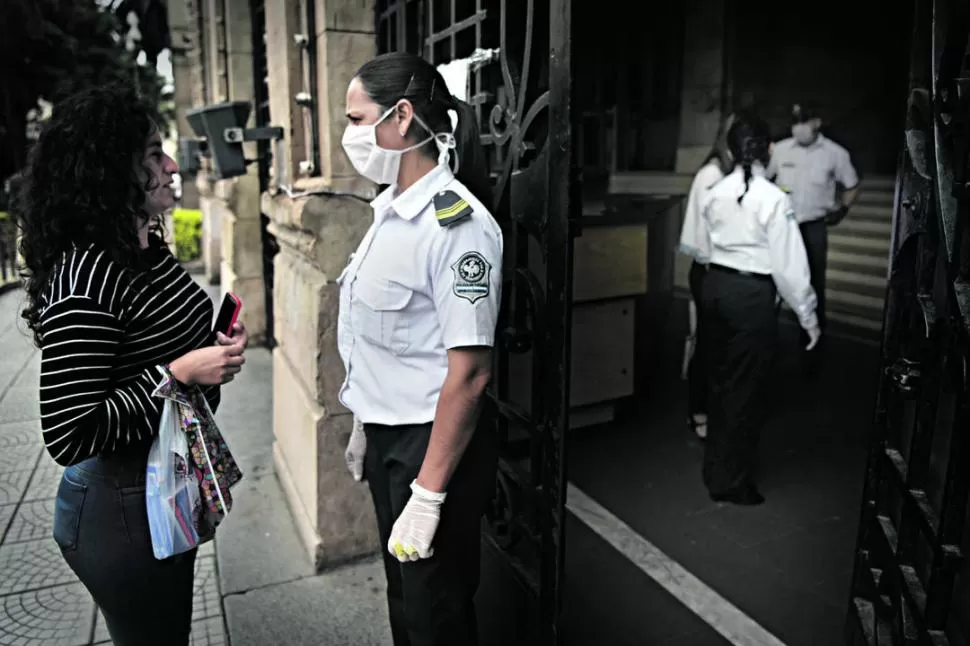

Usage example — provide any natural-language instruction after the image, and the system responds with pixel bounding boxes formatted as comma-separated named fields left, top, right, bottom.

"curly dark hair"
left=16, top=82, right=164, bottom=345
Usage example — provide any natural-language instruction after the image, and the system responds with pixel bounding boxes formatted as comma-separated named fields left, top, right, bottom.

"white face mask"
left=792, top=123, right=817, bottom=146
left=341, top=103, right=457, bottom=185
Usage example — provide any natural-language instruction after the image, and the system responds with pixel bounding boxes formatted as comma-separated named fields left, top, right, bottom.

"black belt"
left=709, top=264, right=773, bottom=282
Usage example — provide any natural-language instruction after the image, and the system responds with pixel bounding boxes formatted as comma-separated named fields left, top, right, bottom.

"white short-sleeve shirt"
left=700, top=164, right=818, bottom=330
left=767, top=134, right=859, bottom=223
left=337, top=164, right=504, bottom=425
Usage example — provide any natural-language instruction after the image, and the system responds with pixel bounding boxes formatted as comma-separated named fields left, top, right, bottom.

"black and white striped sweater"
left=38, top=237, right=220, bottom=466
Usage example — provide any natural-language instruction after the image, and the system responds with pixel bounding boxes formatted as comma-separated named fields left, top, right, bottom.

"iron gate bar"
left=845, top=0, right=970, bottom=643
left=425, top=10, right=487, bottom=46
left=377, top=1, right=573, bottom=641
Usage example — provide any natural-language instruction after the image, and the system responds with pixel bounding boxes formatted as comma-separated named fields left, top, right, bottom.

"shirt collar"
left=370, top=164, right=454, bottom=221
left=798, top=133, right=826, bottom=149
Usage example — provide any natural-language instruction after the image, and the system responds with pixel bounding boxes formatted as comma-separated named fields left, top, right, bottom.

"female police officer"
left=678, top=112, right=735, bottom=440
left=696, top=110, right=820, bottom=506
left=337, top=52, right=502, bottom=646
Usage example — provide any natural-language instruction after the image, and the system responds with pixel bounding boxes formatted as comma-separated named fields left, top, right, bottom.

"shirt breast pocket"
left=808, top=163, right=833, bottom=188
left=351, top=278, right=413, bottom=355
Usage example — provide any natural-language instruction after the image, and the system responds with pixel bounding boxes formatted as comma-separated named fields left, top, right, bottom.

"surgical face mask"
left=792, top=123, right=817, bottom=146
left=341, top=103, right=456, bottom=185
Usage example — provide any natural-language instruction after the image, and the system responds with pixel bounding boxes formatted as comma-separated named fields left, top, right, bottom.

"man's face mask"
left=341, top=102, right=456, bottom=185
left=792, top=122, right=817, bottom=146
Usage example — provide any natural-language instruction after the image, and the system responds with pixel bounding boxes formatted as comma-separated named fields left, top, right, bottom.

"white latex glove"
left=387, top=480, right=447, bottom=563
left=344, top=416, right=366, bottom=482
left=805, top=325, right=822, bottom=351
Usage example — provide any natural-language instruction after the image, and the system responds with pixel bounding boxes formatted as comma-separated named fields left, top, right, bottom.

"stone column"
left=216, top=4, right=268, bottom=343
left=263, top=0, right=379, bottom=570
left=674, top=0, right=727, bottom=173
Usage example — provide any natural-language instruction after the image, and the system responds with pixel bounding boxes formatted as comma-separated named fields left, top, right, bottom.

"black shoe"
left=710, top=486, right=765, bottom=506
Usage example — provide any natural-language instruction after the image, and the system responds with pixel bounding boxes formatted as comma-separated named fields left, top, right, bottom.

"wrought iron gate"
left=250, top=0, right=278, bottom=348
left=376, top=1, right=574, bottom=643
left=845, top=0, right=970, bottom=643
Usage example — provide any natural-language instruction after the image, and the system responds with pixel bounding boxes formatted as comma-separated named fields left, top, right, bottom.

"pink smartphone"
left=213, top=292, right=242, bottom=337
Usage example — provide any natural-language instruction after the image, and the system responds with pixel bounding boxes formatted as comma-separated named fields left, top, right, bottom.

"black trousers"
left=701, top=266, right=778, bottom=495
left=364, top=422, right=498, bottom=646
left=54, top=449, right=197, bottom=646
left=687, top=260, right=709, bottom=418
left=798, top=219, right=828, bottom=356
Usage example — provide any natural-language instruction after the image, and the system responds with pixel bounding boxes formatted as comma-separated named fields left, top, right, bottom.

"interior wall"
left=730, top=0, right=912, bottom=176
left=572, top=1, right=686, bottom=181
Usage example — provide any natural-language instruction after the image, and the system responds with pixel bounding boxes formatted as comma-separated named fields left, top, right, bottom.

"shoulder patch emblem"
left=451, top=251, right=491, bottom=303
left=434, top=190, right=474, bottom=227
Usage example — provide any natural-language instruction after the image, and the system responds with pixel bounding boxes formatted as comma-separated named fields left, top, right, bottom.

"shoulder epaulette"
left=434, top=190, right=474, bottom=227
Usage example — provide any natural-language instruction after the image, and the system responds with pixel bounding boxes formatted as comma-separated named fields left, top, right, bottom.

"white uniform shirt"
left=698, top=164, right=819, bottom=330
left=678, top=161, right=725, bottom=262
left=767, top=134, right=859, bottom=223
left=337, top=164, right=503, bottom=425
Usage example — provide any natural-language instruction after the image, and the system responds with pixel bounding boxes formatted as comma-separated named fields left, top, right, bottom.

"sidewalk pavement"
left=0, top=283, right=391, bottom=646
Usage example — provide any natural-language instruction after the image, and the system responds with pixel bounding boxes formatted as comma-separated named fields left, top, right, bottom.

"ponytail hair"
left=451, top=97, right=493, bottom=212
left=354, top=52, right=493, bottom=211
left=726, top=110, right=771, bottom=204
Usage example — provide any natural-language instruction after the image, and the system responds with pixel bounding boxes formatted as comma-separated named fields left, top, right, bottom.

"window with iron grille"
left=294, top=0, right=321, bottom=178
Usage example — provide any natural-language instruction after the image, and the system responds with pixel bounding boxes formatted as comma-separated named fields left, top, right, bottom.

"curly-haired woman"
left=16, top=83, right=247, bottom=645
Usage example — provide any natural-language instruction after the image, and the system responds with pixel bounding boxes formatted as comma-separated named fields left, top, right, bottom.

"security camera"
left=178, top=137, right=208, bottom=178
left=184, top=101, right=284, bottom=180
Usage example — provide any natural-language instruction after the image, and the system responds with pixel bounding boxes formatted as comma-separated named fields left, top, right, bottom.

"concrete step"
left=826, top=287, right=886, bottom=315
left=828, top=268, right=887, bottom=291
left=848, top=203, right=894, bottom=222
left=861, top=176, right=897, bottom=192
left=855, top=191, right=894, bottom=206
left=829, top=232, right=892, bottom=254
left=828, top=249, right=889, bottom=276
left=827, top=310, right=883, bottom=333
left=837, top=217, right=893, bottom=238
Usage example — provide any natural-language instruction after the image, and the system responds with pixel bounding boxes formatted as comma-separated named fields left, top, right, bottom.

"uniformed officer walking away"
left=696, top=111, right=821, bottom=506
left=337, top=51, right=502, bottom=646
left=678, top=112, right=736, bottom=441
left=767, top=103, right=860, bottom=376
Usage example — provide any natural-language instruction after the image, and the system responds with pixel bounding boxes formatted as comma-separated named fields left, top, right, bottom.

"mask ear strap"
left=434, top=132, right=458, bottom=173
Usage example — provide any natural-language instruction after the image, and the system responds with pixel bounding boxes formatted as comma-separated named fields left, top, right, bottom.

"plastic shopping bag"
left=681, top=298, right=698, bottom=381
left=146, top=397, right=203, bottom=560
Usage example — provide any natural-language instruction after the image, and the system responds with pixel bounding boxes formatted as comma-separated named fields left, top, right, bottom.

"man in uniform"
left=767, top=103, right=860, bottom=376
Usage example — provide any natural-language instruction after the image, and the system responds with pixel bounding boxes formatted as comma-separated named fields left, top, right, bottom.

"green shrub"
left=172, top=208, right=203, bottom=262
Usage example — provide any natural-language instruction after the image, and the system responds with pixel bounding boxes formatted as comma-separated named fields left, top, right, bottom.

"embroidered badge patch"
left=451, top=251, right=491, bottom=303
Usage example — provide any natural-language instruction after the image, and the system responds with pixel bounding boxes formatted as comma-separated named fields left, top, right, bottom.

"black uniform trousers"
left=687, top=260, right=709, bottom=418
left=798, top=219, right=827, bottom=360
left=701, top=265, right=778, bottom=495
left=363, top=421, right=498, bottom=646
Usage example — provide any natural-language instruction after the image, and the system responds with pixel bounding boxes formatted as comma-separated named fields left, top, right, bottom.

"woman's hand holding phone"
left=215, top=321, right=248, bottom=351
left=169, top=337, right=246, bottom=386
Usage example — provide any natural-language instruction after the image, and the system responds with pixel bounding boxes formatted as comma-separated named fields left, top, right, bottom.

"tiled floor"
left=0, top=288, right=228, bottom=646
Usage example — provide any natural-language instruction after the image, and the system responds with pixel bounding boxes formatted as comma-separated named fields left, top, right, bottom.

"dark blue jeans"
left=52, top=448, right=197, bottom=646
